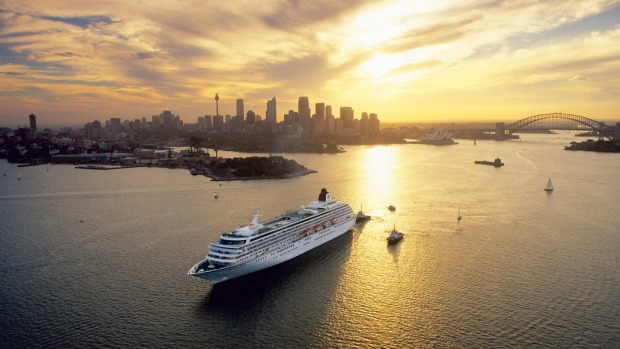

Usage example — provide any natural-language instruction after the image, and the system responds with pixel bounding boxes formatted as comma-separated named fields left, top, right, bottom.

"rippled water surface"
left=1, top=134, right=619, bottom=348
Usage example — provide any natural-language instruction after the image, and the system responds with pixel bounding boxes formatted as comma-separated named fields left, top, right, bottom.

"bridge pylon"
left=495, top=122, right=506, bottom=140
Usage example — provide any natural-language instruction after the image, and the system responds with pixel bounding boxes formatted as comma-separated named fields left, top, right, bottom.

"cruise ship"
left=188, top=188, right=356, bottom=284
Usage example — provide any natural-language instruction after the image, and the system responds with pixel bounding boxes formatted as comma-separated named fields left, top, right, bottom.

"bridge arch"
left=505, top=112, right=611, bottom=138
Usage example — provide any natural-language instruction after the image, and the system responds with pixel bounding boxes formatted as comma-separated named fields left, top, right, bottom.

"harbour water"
left=1, top=133, right=619, bottom=348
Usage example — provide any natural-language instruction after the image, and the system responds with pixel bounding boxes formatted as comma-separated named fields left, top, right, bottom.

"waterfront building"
left=84, top=120, right=102, bottom=140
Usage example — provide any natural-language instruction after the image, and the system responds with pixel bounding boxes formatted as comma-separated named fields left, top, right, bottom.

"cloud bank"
left=1, top=0, right=619, bottom=125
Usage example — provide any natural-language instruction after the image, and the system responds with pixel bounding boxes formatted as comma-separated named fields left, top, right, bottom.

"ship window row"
left=215, top=212, right=351, bottom=261
left=229, top=206, right=352, bottom=254
left=245, top=205, right=350, bottom=243
left=209, top=249, right=241, bottom=258
left=243, top=213, right=344, bottom=253
left=210, top=249, right=241, bottom=256
left=250, top=213, right=335, bottom=245
left=217, top=239, right=246, bottom=246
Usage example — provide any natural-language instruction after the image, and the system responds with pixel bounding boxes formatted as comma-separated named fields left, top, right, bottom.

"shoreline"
left=204, top=168, right=318, bottom=181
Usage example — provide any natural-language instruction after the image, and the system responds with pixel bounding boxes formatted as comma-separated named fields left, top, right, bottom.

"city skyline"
left=1, top=1, right=620, bottom=126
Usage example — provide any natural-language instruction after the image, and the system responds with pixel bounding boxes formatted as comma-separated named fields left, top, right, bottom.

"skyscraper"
left=314, top=103, right=325, bottom=134
left=266, top=97, right=277, bottom=131
left=340, top=106, right=354, bottom=133
left=236, top=99, right=244, bottom=119
left=369, top=113, right=380, bottom=135
left=246, top=110, right=256, bottom=124
left=28, top=113, right=37, bottom=132
left=360, top=112, right=369, bottom=136
left=298, top=96, right=311, bottom=132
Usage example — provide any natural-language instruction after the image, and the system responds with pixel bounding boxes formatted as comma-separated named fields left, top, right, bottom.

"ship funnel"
left=318, top=188, right=329, bottom=202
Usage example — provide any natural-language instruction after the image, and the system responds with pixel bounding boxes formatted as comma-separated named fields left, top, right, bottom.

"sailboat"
left=457, top=208, right=462, bottom=222
left=17, top=172, right=21, bottom=181
left=544, top=177, right=554, bottom=192
left=214, top=191, right=219, bottom=199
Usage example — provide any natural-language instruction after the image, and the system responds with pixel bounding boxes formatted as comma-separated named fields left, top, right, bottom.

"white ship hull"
left=189, top=216, right=355, bottom=284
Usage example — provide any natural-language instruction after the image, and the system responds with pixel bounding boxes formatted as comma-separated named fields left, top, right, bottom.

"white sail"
left=544, top=177, right=554, bottom=191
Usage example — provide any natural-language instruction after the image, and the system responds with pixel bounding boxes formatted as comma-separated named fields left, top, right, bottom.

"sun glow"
left=361, top=146, right=397, bottom=206
left=357, top=53, right=403, bottom=78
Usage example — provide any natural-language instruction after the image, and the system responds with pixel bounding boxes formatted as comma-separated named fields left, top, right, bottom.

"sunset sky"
left=1, top=0, right=620, bottom=127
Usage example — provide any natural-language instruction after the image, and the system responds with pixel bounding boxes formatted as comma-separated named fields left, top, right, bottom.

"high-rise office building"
left=340, top=106, right=354, bottom=133
left=314, top=103, right=326, bottom=134
left=236, top=99, right=244, bottom=119
left=315, top=103, right=325, bottom=120
left=298, top=96, right=311, bottom=132
left=28, top=113, right=37, bottom=132
left=161, top=110, right=174, bottom=135
left=360, top=112, right=369, bottom=136
left=213, top=115, right=224, bottom=130
left=246, top=110, right=256, bottom=124
left=284, top=110, right=297, bottom=125
left=369, top=113, right=380, bottom=135
left=266, top=97, right=277, bottom=131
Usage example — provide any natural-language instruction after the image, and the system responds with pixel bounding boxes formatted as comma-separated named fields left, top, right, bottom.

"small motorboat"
left=355, top=206, right=371, bottom=223
left=388, top=205, right=396, bottom=211
left=387, top=226, right=404, bottom=245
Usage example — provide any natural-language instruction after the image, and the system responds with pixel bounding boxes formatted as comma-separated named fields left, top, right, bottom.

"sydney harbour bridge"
left=490, top=112, right=617, bottom=140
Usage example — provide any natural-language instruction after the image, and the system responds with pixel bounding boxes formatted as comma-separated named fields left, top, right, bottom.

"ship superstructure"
left=188, top=188, right=355, bottom=284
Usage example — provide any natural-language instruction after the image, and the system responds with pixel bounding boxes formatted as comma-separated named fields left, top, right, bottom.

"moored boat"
left=188, top=188, right=355, bottom=284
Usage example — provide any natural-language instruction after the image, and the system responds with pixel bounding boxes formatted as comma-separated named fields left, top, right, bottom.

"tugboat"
left=355, top=206, right=371, bottom=223
left=387, top=226, right=404, bottom=245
